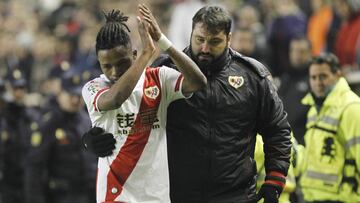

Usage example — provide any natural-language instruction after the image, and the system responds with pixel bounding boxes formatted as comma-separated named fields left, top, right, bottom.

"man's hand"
left=82, top=127, right=116, bottom=157
left=138, top=4, right=162, bottom=41
left=256, top=171, right=285, bottom=203
left=256, top=184, right=280, bottom=203
left=137, top=13, right=156, bottom=55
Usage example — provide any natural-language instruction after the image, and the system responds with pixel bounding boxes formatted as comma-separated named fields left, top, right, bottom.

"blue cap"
left=61, top=69, right=84, bottom=95
left=9, top=77, right=27, bottom=88
left=7, top=69, right=27, bottom=88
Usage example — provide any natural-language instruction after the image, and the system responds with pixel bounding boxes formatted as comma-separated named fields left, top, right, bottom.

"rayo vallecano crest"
left=228, top=76, right=244, bottom=89
left=144, top=85, right=160, bottom=99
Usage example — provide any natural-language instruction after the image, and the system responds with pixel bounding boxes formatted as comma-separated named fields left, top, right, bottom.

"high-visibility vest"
left=300, top=77, right=360, bottom=202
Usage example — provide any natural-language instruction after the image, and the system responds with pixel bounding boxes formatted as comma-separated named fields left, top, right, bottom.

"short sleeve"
left=82, top=77, right=110, bottom=116
left=158, top=65, right=192, bottom=103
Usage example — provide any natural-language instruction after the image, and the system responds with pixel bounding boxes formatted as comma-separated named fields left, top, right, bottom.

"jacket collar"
left=302, top=77, right=351, bottom=106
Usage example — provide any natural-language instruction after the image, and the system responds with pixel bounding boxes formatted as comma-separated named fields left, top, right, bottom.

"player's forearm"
left=98, top=51, right=153, bottom=111
left=166, top=47, right=207, bottom=93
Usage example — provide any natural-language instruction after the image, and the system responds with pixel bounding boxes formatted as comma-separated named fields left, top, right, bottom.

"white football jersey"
left=82, top=66, right=187, bottom=203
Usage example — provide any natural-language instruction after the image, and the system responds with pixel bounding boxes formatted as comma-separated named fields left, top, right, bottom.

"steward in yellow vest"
left=300, top=53, right=360, bottom=202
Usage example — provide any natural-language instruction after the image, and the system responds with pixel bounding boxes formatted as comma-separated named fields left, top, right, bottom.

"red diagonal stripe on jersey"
left=175, top=74, right=183, bottom=92
left=105, top=67, right=161, bottom=201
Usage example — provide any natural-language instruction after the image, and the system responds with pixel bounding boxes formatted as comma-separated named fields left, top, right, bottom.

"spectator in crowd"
left=307, top=0, right=334, bottom=55
left=39, top=65, right=67, bottom=101
left=299, top=53, right=360, bottom=202
left=233, top=4, right=268, bottom=59
left=0, top=71, right=40, bottom=203
left=334, top=0, right=360, bottom=70
left=73, top=28, right=100, bottom=73
left=267, top=0, right=307, bottom=76
left=24, top=69, right=96, bottom=203
left=230, top=26, right=269, bottom=65
left=278, top=36, right=312, bottom=145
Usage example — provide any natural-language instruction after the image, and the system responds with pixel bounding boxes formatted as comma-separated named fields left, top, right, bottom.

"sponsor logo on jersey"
left=116, top=108, right=160, bottom=135
left=144, top=86, right=160, bottom=99
left=87, top=81, right=105, bottom=95
left=228, top=76, right=244, bottom=89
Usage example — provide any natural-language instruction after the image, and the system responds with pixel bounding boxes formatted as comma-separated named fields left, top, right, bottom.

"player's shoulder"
left=144, top=66, right=165, bottom=79
left=82, top=75, right=110, bottom=95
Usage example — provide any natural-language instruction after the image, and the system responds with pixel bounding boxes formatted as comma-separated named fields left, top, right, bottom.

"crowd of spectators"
left=0, top=0, right=359, bottom=99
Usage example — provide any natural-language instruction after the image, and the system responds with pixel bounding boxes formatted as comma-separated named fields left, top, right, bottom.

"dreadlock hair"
left=96, top=9, right=131, bottom=55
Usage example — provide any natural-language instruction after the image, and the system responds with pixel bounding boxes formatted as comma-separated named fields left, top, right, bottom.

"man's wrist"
left=157, top=33, right=172, bottom=51
left=264, top=171, right=286, bottom=193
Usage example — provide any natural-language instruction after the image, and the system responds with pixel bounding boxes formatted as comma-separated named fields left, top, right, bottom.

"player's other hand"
left=82, top=127, right=116, bottom=157
left=137, top=14, right=156, bottom=55
left=138, top=4, right=162, bottom=41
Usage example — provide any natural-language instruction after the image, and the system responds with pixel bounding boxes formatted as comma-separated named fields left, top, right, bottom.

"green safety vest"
left=300, top=78, right=360, bottom=202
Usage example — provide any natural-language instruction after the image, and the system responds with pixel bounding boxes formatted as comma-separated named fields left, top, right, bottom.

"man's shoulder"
left=230, top=50, right=270, bottom=78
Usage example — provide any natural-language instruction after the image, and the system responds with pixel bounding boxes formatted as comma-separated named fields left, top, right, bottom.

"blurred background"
left=0, top=0, right=359, bottom=105
left=0, top=0, right=359, bottom=202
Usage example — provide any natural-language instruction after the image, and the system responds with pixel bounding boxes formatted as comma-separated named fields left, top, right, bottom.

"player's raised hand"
left=137, top=15, right=156, bottom=54
left=138, top=4, right=162, bottom=41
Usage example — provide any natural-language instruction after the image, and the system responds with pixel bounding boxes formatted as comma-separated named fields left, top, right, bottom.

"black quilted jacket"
left=152, top=48, right=292, bottom=203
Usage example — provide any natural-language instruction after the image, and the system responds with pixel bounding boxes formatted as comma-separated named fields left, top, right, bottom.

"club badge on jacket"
left=228, top=76, right=244, bottom=89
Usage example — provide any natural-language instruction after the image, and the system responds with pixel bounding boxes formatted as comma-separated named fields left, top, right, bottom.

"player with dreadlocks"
left=81, top=4, right=206, bottom=203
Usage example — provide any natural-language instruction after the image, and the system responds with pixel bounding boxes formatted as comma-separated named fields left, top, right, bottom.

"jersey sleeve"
left=82, top=78, right=110, bottom=118
left=158, top=65, right=192, bottom=103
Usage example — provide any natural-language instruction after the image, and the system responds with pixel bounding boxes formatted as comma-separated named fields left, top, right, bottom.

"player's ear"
left=132, top=50, right=137, bottom=60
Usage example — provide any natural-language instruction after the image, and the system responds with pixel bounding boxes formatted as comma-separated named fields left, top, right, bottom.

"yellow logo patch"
left=55, top=128, right=70, bottom=145
left=55, top=128, right=66, bottom=140
left=31, top=132, right=42, bottom=147
left=228, top=76, right=244, bottom=89
left=1, top=131, right=9, bottom=142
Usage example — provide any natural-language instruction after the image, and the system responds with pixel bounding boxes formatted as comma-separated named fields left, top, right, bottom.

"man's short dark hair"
left=192, top=6, right=232, bottom=36
left=311, top=53, right=340, bottom=73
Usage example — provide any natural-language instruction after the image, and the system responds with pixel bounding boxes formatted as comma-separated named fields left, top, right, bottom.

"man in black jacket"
left=83, top=5, right=291, bottom=203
